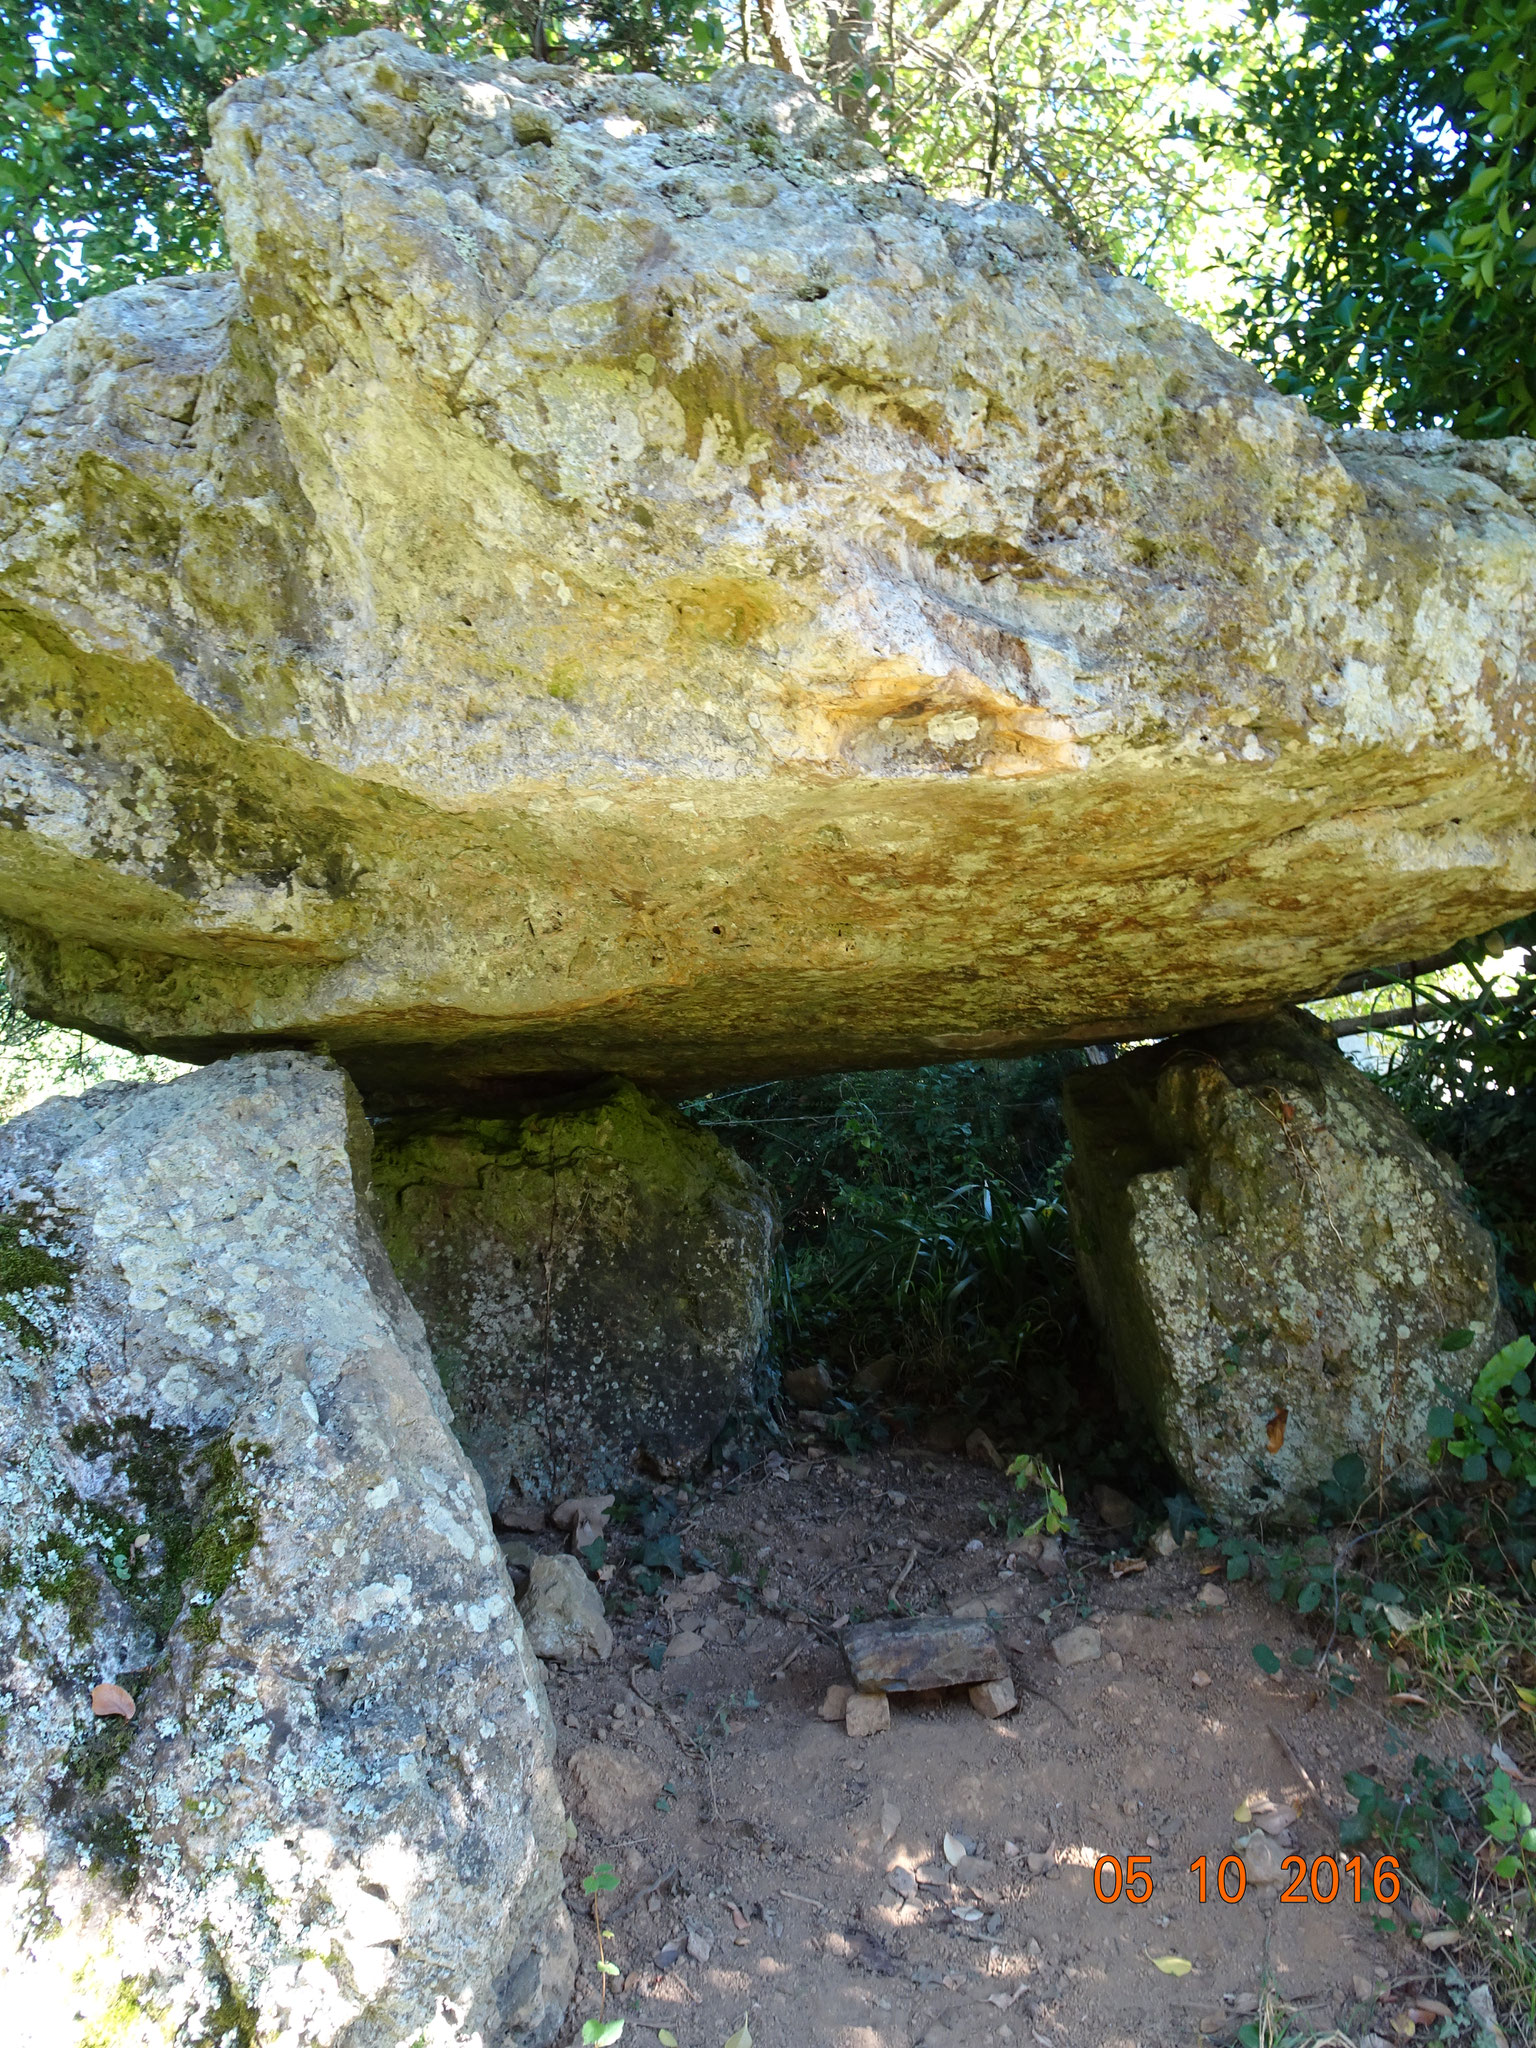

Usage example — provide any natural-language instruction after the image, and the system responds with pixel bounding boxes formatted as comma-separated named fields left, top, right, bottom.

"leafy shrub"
left=688, top=1056, right=1171, bottom=1492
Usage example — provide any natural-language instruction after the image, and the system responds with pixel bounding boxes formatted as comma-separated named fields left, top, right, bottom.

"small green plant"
left=1006, top=1452, right=1071, bottom=1536
left=1429, top=1334, right=1536, bottom=1485
left=1485, top=1767, right=1536, bottom=1884
left=1339, top=1753, right=1477, bottom=1920
left=580, top=1863, right=622, bottom=2045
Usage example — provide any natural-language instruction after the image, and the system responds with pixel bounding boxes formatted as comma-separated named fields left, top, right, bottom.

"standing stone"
left=1064, top=1011, right=1508, bottom=1521
left=0, top=1053, right=573, bottom=2048
left=369, top=1081, right=776, bottom=1508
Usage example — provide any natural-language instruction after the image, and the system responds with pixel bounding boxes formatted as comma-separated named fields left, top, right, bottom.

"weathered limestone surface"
left=0, top=37, right=1533, bottom=1101
left=1063, top=1011, right=1508, bottom=1521
left=370, top=1080, right=775, bottom=1505
left=0, top=1052, right=573, bottom=2047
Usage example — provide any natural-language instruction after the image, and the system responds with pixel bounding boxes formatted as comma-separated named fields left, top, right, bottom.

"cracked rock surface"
left=1063, top=1010, right=1509, bottom=1520
left=0, top=34, right=1533, bottom=1100
left=0, top=1051, right=572, bottom=2047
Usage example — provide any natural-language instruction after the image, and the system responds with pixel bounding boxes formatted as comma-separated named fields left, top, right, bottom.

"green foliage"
left=1485, top=1767, right=1536, bottom=1884
left=1005, top=1452, right=1071, bottom=1536
left=0, top=958, right=182, bottom=1115
left=0, top=0, right=724, bottom=357
left=1340, top=1752, right=1477, bottom=1918
left=1367, top=917, right=1536, bottom=1311
left=1429, top=1335, right=1536, bottom=1487
left=1191, top=0, right=1535, bottom=434
left=699, top=1058, right=1076, bottom=1390
left=853, top=0, right=1256, bottom=297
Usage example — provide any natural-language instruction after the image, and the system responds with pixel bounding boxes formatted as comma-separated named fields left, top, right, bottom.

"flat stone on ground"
left=842, top=1615, right=1007, bottom=1693
left=1051, top=1626, right=1103, bottom=1667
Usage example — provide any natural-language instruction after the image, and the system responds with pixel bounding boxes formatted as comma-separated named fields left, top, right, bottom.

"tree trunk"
left=754, top=0, right=811, bottom=78
left=823, top=0, right=879, bottom=129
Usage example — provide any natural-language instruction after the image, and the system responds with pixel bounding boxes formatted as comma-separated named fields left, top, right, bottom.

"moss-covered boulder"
left=1063, top=1012, right=1508, bottom=1522
left=370, top=1081, right=776, bottom=1509
left=0, top=1053, right=573, bottom=2048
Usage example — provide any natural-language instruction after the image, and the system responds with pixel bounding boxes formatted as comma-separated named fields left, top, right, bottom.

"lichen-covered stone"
left=1063, top=1011, right=1508, bottom=1522
left=0, top=37, right=1533, bottom=1102
left=0, top=1052, right=573, bottom=2047
left=518, top=1555, right=613, bottom=1665
left=369, top=1080, right=775, bottom=1505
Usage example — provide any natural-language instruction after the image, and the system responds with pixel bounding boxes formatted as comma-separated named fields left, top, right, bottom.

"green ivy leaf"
left=1227, top=1550, right=1251, bottom=1581
left=1473, top=1335, right=1536, bottom=1404
left=1252, top=1643, right=1281, bottom=1674
left=1296, top=1578, right=1324, bottom=1615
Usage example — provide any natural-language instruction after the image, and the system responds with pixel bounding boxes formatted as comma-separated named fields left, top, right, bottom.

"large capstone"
left=369, top=1080, right=775, bottom=1507
left=0, top=1052, right=574, bottom=2048
left=1062, top=1012, right=1509, bottom=1522
left=0, top=35, right=1533, bottom=1103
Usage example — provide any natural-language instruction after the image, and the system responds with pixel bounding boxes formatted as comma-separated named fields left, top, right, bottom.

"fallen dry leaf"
left=1149, top=1954, right=1193, bottom=1976
left=723, top=2024, right=752, bottom=2048
left=658, top=2034, right=679, bottom=2048
left=727, top=1902, right=748, bottom=1931
left=1109, top=1556, right=1147, bottom=1578
left=90, top=1682, right=135, bottom=1720
left=1266, top=1406, right=1288, bottom=1454
left=1421, top=1927, right=1462, bottom=1950
left=943, top=1832, right=967, bottom=1866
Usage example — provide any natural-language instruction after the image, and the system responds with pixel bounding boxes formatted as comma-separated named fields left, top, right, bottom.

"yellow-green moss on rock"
left=0, top=38, right=1533, bottom=1103
left=371, top=1079, right=776, bottom=1505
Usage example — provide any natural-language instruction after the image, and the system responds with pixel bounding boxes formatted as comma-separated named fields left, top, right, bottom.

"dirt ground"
left=534, top=1443, right=1495, bottom=2048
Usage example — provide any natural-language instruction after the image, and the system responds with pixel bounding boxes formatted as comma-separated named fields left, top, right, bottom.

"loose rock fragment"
left=969, top=1678, right=1018, bottom=1719
left=845, top=1693, right=892, bottom=1738
left=784, top=1364, right=834, bottom=1407
left=1092, top=1485, right=1137, bottom=1530
left=1051, top=1626, right=1103, bottom=1668
left=519, top=1555, right=614, bottom=1664
left=552, top=1494, right=615, bottom=1551
left=819, top=1684, right=854, bottom=1722
left=842, top=1616, right=1007, bottom=1694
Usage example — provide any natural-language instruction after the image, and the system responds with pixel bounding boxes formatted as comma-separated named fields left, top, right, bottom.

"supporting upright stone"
left=0, top=1053, right=573, bottom=2048
left=369, top=1080, right=776, bottom=1509
left=1063, top=1010, right=1508, bottom=1522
